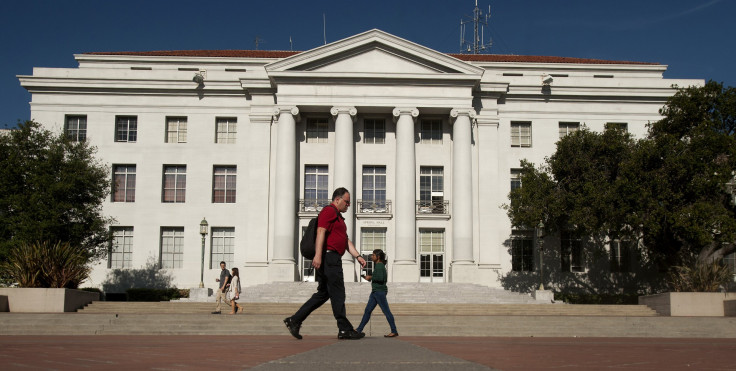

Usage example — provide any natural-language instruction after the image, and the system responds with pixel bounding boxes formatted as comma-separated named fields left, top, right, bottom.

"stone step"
left=78, top=302, right=658, bottom=316
left=221, top=282, right=540, bottom=304
left=2, top=313, right=735, bottom=337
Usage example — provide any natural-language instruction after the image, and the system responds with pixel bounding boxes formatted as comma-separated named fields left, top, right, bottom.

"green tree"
left=0, top=121, right=112, bottom=266
left=632, top=81, right=736, bottom=265
left=506, top=81, right=736, bottom=274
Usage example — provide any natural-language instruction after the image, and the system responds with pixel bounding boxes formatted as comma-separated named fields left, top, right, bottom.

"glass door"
left=419, top=229, right=445, bottom=282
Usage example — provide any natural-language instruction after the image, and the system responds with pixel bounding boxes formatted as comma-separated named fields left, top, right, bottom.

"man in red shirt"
left=284, top=187, right=367, bottom=339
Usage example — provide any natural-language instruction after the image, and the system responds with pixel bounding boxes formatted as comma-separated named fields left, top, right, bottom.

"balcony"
left=356, top=200, right=392, bottom=219
left=299, top=199, right=331, bottom=214
left=416, top=199, right=450, bottom=218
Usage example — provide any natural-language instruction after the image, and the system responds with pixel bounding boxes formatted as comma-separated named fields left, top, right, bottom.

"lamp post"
left=199, top=217, right=208, bottom=288
left=537, top=220, right=545, bottom=291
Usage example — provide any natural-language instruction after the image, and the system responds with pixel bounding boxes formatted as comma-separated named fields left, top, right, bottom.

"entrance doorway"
left=419, top=229, right=445, bottom=282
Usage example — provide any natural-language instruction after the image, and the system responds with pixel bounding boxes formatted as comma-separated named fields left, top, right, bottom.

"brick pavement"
left=1, top=335, right=735, bottom=370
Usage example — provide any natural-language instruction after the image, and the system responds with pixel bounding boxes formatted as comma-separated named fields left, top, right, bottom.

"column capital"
left=330, top=106, right=357, bottom=117
left=450, top=108, right=477, bottom=120
left=392, top=107, right=419, bottom=118
left=392, top=107, right=419, bottom=123
left=273, top=106, right=299, bottom=119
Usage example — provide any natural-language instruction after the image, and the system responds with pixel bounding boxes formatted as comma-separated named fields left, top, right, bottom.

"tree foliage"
left=506, top=81, right=736, bottom=272
left=0, top=121, right=112, bottom=265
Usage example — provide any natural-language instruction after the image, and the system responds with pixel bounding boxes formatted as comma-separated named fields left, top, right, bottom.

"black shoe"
left=211, top=311, right=221, bottom=314
left=283, top=317, right=302, bottom=340
left=338, top=329, right=365, bottom=340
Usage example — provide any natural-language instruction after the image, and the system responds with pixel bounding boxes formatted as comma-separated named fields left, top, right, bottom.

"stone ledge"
left=0, top=288, right=99, bottom=312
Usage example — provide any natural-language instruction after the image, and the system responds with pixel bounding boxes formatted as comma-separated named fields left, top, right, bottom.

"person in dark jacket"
left=356, top=249, right=398, bottom=337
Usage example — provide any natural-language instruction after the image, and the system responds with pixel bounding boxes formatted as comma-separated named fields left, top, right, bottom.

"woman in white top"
left=228, top=267, right=244, bottom=314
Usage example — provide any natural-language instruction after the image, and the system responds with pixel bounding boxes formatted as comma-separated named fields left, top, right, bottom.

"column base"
left=268, top=260, right=297, bottom=282
left=188, top=287, right=212, bottom=302
left=532, top=290, right=554, bottom=303
left=391, top=261, right=419, bottom=282
left=451, top=262, right=478, bottom=283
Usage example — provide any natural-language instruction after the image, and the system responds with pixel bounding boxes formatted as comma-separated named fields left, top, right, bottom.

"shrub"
left=668, top=261, right=733, bottom=292
left=126, top=288, right=184, bottom=302
left=0, top=241, right=90, bottom=288
left=554, top=292, right=639, bottom=305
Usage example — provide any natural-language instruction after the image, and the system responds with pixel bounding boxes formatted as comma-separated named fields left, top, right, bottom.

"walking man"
left=284, top=187, right=367, bottom=339
left=212, top=261, right=231, bottom=314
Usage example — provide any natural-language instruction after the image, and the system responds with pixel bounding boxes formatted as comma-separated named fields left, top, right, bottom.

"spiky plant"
left=668, top=261, right=733, bottom=292
left=0, top=241, right=91, bottom=288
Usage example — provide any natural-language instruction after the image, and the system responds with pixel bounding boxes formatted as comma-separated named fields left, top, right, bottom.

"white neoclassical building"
left=19, top=30, right=702, bottom=290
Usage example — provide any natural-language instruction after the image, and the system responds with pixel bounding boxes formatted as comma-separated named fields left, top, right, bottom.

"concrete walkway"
left=1, top=335, right=735, bottom=370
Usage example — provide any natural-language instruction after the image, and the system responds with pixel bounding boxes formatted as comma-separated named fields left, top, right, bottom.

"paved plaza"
left=1, top=335, right=735, bottom=370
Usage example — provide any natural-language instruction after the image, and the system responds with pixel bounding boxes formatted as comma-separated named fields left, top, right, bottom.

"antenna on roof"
left=323, top=13, right=327, bottom=45
left=290, top=36, right=293, bottom=51
left=460, top=0, right=492, bottom=54
left=255, top=36, right=266, bottom=50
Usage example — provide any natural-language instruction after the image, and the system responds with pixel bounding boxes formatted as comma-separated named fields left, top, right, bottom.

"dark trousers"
left=292, top=251, right=353, bottom=332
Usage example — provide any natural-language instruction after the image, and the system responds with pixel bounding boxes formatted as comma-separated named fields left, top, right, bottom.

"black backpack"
left=300, top=205, right=338, bottom=260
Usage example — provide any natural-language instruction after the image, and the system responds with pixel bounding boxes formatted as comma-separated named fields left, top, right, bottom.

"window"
left=511, top=122, right=531, bottom=147
left=213, top=166, right=236, bottom=203
left=362, top=166, right=386, bottom=210
left=160, top=227, right=184, bottom=269
left=559, top=122, right=579, bottom=139
left=511, top=230, right=534, bottom=272
left=112, top=165, right=136, bottom=202
left=162, top=165, right=186, bottom=203
left=306, top=118, right=328, bottom=143
left=419, top=167, right=444, bottom=213
left=361, top=228, right=386, bottom=277
left=561, top=231, right=583, bottom=272
left=216, top=117, right=237, bottom=144
left=304, top=165, right=329, bottom=205
left=510, top=168, right=522, bottom=191
left=364, top=119, right=386, bottom=144
left=109, top=227, right=133, bottom=268
left=420, top=119, right=442, bottom=144
left=724, top=252, right=736, bottom=276
left=166, top=117, right=187, bottom=143
left=606, top=122, right=628, bottom=132
left=610, top=239, right=631, bottom=272
left=210, top=227, right=234, bottom=269
left=115, top=116, right=137, bottom=142
left=65, top=115, right=87, bottom=142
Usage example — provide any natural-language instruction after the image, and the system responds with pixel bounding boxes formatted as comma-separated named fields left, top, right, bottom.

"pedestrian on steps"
left=229, top=267, right=244, bottom=314
left=211, top=261, right=231, bottom=314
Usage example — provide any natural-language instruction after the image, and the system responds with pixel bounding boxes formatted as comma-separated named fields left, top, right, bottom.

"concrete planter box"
left=639, top=292, right=736, bottom=316
left=0, top=288, right=99, bottom=313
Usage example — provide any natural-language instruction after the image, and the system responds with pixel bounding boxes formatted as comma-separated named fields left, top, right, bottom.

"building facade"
left=19, top=30, right=702, bottom=290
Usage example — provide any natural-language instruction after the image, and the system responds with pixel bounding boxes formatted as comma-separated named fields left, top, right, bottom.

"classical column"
left=331, top=107, right=357, bottom=267
left=392, top=107, right=419, bottom=282
left=450, top=108, right=476, bottom=282
left=270, top=106, right=299, bottom=281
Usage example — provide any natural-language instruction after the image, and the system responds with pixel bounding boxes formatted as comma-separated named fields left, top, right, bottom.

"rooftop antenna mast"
left=460, top=0, right=492, bottom=54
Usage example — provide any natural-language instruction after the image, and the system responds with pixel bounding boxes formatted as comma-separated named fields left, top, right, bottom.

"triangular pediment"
left=265, top=29, right=484, bottom=77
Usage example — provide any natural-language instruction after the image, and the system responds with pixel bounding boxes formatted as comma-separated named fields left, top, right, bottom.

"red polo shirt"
left=318, top=205, right=348, bottom=255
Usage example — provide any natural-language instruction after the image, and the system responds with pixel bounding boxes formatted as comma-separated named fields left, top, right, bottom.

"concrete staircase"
left=3, top=283, right=735, bottom=337
left=3, top=305, right=736, bottom=337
